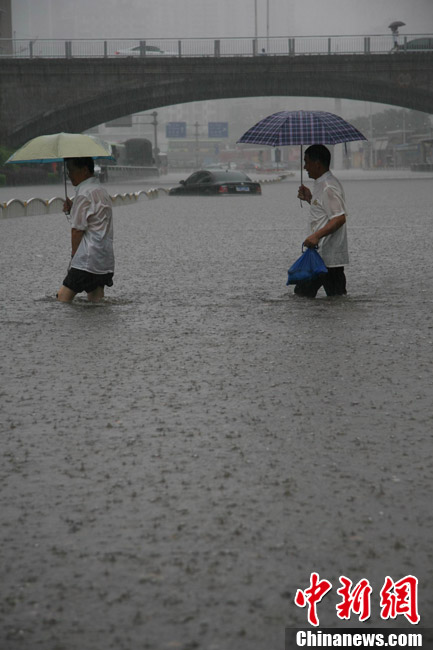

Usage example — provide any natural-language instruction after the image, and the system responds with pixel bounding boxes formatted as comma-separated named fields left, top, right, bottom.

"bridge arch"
left=1, top=53, right=432, bottom=147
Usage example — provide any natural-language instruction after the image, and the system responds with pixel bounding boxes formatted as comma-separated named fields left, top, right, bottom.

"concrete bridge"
left=1, top=51, right=433, bottom=147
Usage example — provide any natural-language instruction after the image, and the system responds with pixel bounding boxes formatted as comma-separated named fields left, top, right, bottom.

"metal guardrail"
left=0, top=190, right=161, bottom=219
left=0, top=35, right=432, bottom=58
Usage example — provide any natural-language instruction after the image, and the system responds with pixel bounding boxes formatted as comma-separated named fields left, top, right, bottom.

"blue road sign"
left=208, top=122, right=229, bottom=138
left=166, top=122, right=187, bottom=138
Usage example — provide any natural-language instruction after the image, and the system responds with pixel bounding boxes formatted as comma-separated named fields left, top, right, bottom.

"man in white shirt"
left=57, top=158, right=114, bottom=303
left=296, top=144, right=348, bottom=297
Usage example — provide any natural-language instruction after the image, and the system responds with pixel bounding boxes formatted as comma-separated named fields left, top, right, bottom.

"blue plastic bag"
left=286, top=246, right=328, bottom=285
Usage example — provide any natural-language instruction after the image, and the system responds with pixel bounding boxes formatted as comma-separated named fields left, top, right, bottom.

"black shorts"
left=294, top=266, right=347, bottom=298
left=62, top=267, right=114, bottom=294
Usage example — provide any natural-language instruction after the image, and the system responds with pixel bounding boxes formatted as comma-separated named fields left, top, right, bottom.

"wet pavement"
left=1, top=174, right=432, bottom=649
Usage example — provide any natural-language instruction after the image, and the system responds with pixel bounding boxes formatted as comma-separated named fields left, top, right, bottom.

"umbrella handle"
left=300, top=145, right=303, bottom=185
left=299, top=144, right=303, bottom=207
left=63, top=159, right=67, bottom=199
left=63, top=159, right=71, bottom=218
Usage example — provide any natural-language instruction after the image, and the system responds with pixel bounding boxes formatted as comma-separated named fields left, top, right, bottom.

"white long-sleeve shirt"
left=308, top=170, right=349, bottom=267
left=70, top=177, right=114, bottom=274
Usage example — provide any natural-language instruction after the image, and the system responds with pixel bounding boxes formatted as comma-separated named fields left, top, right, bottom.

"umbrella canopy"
left=388, top=21, right=405, bottom=32
left=6, top=132, right=114, bottom=204
left=237, top=110, right=367, bottom=200
left=5, top=132, right=113, bottom=164
left=237, top=110, right=367, bottom=148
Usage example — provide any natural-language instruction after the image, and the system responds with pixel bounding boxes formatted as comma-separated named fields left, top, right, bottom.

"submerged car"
left=115, top=44, right=177, bottom=56
left=169, top=170, right=262, bottom=196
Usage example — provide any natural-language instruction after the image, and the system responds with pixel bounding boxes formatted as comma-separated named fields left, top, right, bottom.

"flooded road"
left=1, top=173, right=432, bottom=649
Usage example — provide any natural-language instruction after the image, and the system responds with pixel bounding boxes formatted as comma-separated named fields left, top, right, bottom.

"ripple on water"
left=33, top=294, right=135, bottom=306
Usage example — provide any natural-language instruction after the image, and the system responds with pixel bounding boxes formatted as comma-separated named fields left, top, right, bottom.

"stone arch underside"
left=15, top=78, right=430, bottom=145
left=2, top=54, right=432, bottom=146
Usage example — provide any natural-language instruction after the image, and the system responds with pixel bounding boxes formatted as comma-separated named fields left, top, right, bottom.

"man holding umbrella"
left=57, top=157, right=114, bottom=303
left=237, top=110, right=366, bottom=298
left=296, top=144, right=348, bottom=298
left=6, top=132, right=115, bottom=302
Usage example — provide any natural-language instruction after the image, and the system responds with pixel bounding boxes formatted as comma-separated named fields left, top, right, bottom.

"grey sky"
left=12, top=0, right=433, bottom=40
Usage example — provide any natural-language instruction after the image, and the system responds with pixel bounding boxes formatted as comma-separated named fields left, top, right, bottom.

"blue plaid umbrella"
left=237, top=110, right=367, bottom=186
left=237, top=110, right=366, bottom=147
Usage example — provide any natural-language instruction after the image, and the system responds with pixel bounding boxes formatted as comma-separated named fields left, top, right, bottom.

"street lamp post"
left=266, top=0, right=270, bottom=53
left=194, top=121, right=202, bottom=169
left=254, top=0, right=270, bottom=53
left=152, top=111, right=158, bottom=155
left=253, top=0, right=258, bottom=55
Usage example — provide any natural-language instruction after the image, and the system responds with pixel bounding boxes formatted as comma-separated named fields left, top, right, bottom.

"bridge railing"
left=0, top=34, right=432, bottom=58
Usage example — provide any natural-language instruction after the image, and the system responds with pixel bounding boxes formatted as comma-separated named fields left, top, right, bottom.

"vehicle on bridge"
left=115, top=44, right=177, bottom=57
left=169, top=170, right=261, bottom=196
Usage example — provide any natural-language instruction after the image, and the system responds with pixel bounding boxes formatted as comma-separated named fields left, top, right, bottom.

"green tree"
left=0, top=145, right=13, bottom=166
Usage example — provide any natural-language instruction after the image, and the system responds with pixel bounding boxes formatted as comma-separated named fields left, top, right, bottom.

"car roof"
left=131, top=45, right=163, bottom=51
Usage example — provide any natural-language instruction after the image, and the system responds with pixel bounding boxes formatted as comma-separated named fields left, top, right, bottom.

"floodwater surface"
left=1, top=174, right=432, bottom=649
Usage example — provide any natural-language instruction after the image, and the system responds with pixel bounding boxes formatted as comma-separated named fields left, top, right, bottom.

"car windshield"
left=210, top=171, right=252, bottom=182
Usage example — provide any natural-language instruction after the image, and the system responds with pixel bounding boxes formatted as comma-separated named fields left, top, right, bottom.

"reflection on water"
left=1, top=175, right=432, bottom=645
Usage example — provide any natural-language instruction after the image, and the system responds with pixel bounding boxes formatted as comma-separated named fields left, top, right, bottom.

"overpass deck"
left=1, top=40, right=432, bottom=147
left=1, top=33, right=432, bottom=59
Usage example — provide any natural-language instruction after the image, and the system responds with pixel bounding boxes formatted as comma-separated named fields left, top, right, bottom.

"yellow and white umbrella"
left=6, top=132, right=113, bottom=164
left=6, top=132, right=114, bottom=197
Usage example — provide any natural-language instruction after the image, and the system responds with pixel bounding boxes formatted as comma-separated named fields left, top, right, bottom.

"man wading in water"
left=296, top=144, right=348, bottom=298
left=57, top=157, right=114, bottom=303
